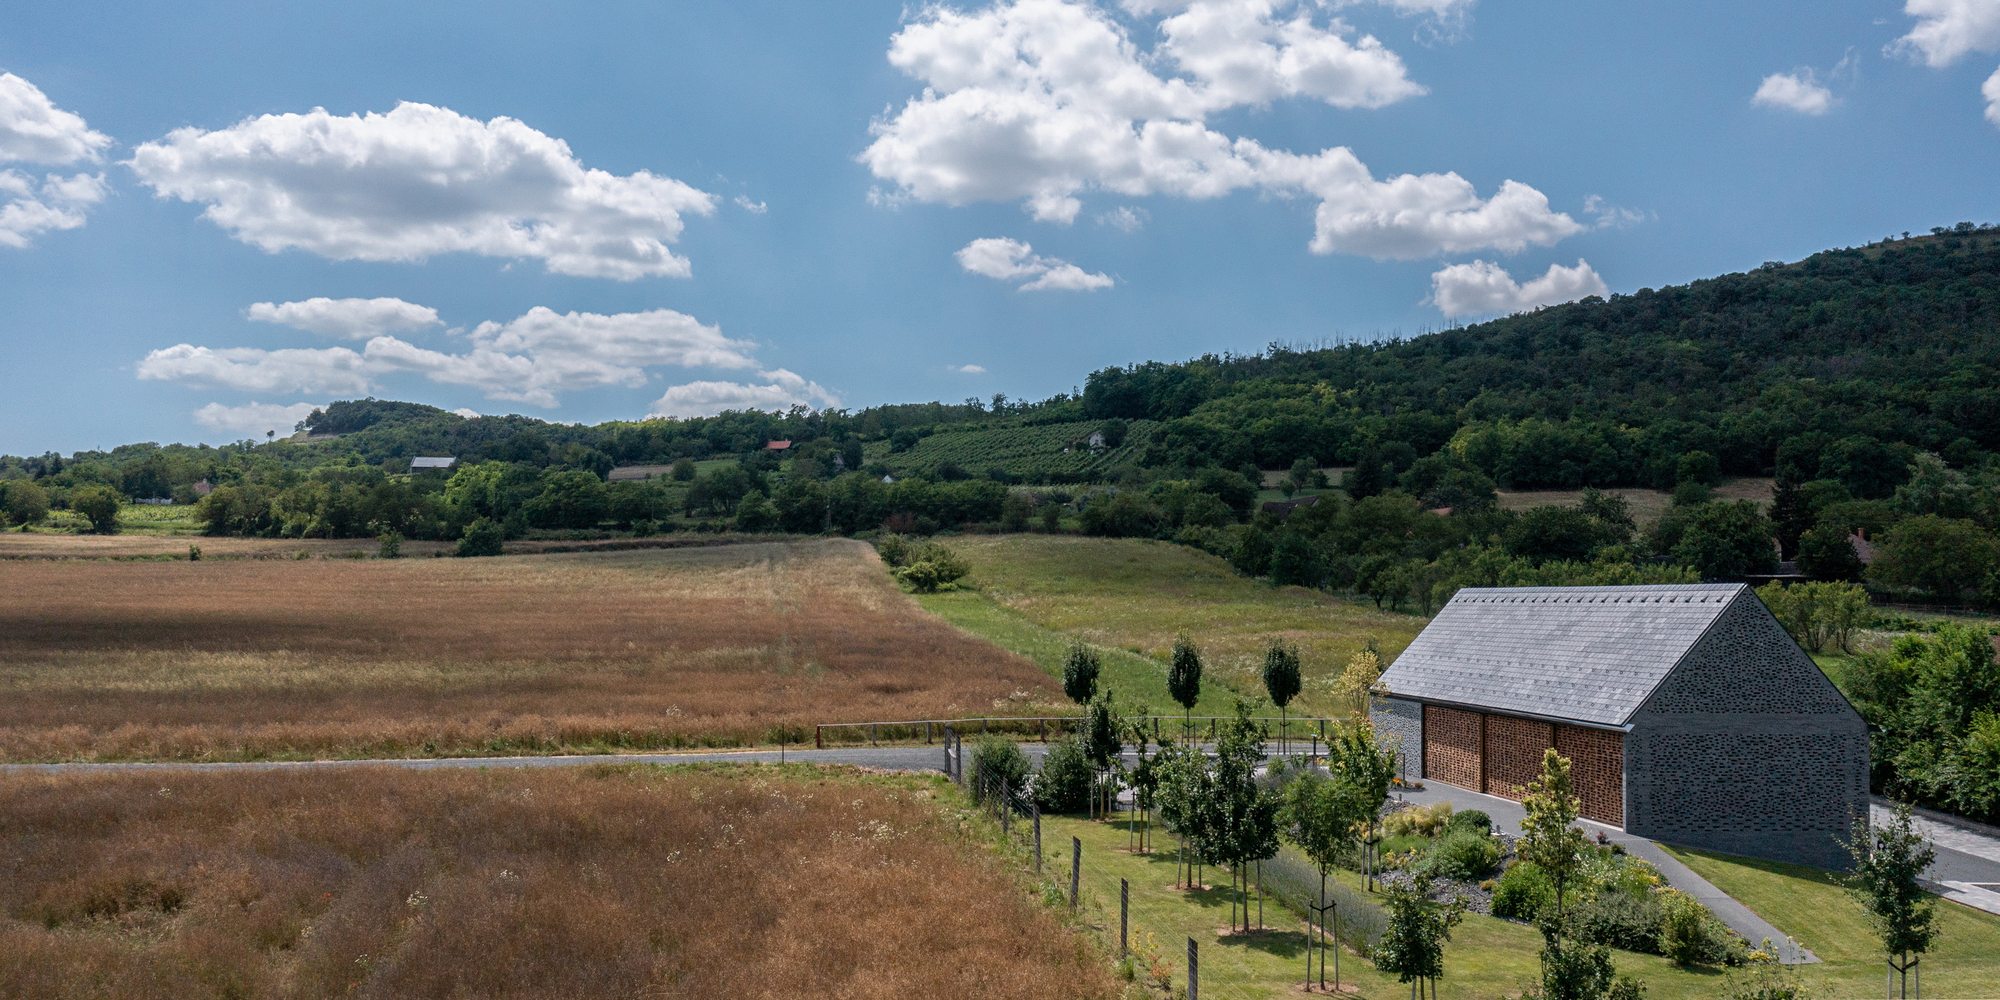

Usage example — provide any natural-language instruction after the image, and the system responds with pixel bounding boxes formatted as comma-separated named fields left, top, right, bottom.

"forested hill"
left=1083, top=224, right=2000, bottom=490
left=4, top=224, right=1997, bottom=499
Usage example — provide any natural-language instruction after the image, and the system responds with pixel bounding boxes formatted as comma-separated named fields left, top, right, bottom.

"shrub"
left=1034, top=737, right=1093, bottom=813
left=874, top=533, right=913, bottom=567
left=1420, top=829, right=1501, bottom=881
left=969, top=734, right=1031, bottom=806
left=456, top=517, right=504, bottom=557
left=1382, top=801, right=1453, bottom=837
left=1447, top=809, right=1492, bottom=836
left=895, top=542, right=970, bottom=593
left=1576, top=888, right=1665, bottom=954
left=69, top=484, right=123, bottom=534
left=1492, top=861, right=1553, bottom=921
left=1659, top=888, right=1728, bottom=966
left=378, top=531, right=403, bottom=559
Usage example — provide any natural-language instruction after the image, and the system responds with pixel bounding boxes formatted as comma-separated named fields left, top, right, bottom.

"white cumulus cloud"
left=1428, top=258, right=1607, bottom=318
left=1891, top=0, right=2000, bottom=66
left=0, top=72, right=112, bottom=165
left=1986, top=64, right=2000, bottom=123
left=648, top=369, right=840, bottom=418
left=193, top=401, right=324, bottom=438
left=1097, top=205, right=1148, bottom=231
left=452, top=407, right=481, bottom=419
left=861, top=0, right=1578, bottom=258
left=1753, top=70, right=1836, bottom=114
left=128, top=101, right=716, bottom=280
left=247, top=297, right=442, bottom=339
left=956, top=236, right=1114, bottom=290
left=140, top=305, right=757, bottom=408
left=952, top=363, right=988, bottom=373
left=0, top=73, right=112, bottom=248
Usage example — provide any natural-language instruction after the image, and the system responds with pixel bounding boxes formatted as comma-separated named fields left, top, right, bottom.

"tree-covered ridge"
left=1089, top=226, right=2000, bottom=486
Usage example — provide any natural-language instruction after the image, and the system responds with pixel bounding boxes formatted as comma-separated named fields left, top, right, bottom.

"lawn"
left=0, top=538, right=1054, bottom=761
left=1663, top=844, right=2000, bottom=998
left=923, top=536, right=1427, bottom=720
left=0, top=764, right=1116, bottom=1000
left=1041, top=813, right=1704, bottom=1000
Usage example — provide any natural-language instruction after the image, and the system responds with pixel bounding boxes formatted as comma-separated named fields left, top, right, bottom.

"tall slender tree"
left=1063, top=639, right=1101, bottom=705
left=1263, top=638, right=1303, bottom=754
left=1169, top=632, right=1204, bottom=738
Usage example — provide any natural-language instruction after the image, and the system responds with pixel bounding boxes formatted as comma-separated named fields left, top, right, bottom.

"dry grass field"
left=0, top=765, right=1116, bottom=1000
left=0, top=539, right=1052, bottom=762
left=1495, top=476, right=1775, bottom=529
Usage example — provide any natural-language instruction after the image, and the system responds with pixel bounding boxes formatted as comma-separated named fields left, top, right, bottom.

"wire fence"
left=816, top=714, right=1342, bottom=748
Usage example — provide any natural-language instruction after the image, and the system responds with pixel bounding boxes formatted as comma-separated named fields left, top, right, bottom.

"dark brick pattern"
left=1423, top=705, right=1481, bottom=793
left=1625, top=594, right=1868, bottom=869
left=1371, top=697, right=1425, bottom=781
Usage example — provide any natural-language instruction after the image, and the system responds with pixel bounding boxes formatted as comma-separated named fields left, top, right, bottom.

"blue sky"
left=2, top=0, right=1997, bottom=456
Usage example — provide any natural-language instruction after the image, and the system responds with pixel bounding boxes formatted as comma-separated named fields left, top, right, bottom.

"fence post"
left=815, top=724, right=823, bottom=750
left=1033, top=806, right=1043, bottom=873
left=1187, top=938, right=1199, bottom=1000
left=1040, top=717, right=1046, bottom=742
left=926, top=721, right=932, bottom=744
left=1120, top=879, right=1129, bottom=957
left=870, top=723, right=877, bottom=747
left=1001, top=779, right=1011, bottom=837
left=1070, top=837, right=1081, bottom=913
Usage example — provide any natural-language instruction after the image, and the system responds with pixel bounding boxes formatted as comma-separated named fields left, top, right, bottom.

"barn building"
left=1370, top=583, right=1868, bottom=870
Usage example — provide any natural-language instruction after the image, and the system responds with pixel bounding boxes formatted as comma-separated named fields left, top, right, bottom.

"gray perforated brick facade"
left=1625, top=593, right=1868, bottom=870
left=1373, top=583, right=1869, bottom=871
left=1372, top=697, right=1425, bottom=782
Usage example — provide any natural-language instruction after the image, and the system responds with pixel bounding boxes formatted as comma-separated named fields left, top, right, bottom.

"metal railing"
left=816, top=714, right=1341, bottom=748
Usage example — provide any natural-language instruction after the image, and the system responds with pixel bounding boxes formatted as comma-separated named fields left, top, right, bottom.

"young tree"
left=1330, top=648, right=1384, bottom=721
left=1282, top=763, right=1377, bottom=989
left=1517, top=749, right=1617, bottom=999
left=1063, top=639, right=1102, bottom=705
left=1154, top=740, right=1216, bottom=891
left=1262, top=638, right=1303, bottom=753
left=1168, top=632, right=1203, bottom=736
left=1210, top=703, right=1280, bottom=933
left=1845, top=804, right=1940, bottom=999
left=1373, top=875, right=1466, bottom=1000
left=1082, top=692, right=1125, bottom=818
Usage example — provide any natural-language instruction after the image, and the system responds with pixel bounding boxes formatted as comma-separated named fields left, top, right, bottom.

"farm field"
left=1494, top=476, right=1775, bottom=529
left=0, top=538, right=1052, bottom=762
left=872, top=419, right=1160, bottom=481
left=0, top=764, right=1115, bottom=1000
left=921, top=536, right=1426, bottom=720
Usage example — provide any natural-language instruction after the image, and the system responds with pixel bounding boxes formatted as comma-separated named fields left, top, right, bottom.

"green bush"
left=1492, top=861, right=1553, bottom=920
left=874, top=533, right=913, bottom=567
left=1419, top=828, right=1501, bottom=881
left=895, top=542, right=970, bottom=593
left=1576, top=889, right=1665, bottom=954
left=1447, top=809, right=1492, bottom=835
left=1034, top=736, right=1093, bottom=813
left=969, top=734, right=1030, bottom=806
left=377, top=531, right=402, bottom=559
left=69, top=484, right=123, bottom=535
left=456, top=517, right=505, bottom=557
left=1660, top=889, right=1728, bottom=966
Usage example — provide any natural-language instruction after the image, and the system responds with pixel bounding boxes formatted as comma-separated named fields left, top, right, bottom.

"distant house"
left=1372, top=583, right=1868, bottom=869
left=765, top=440, right=792, bottom=451
left=881, top=474, right=895, bottom=483
left=410, top=457, right=457, bottom=471
left=1086, top=431, right=1107, bottom=448
left=1259, top=495, right=1320, bottom=519
left=1849, top=531, right=1877, bottom=564
left=191, top=480, right=214, bottom=497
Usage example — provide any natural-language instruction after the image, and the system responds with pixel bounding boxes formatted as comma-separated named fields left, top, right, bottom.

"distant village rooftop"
left=409, top=456, right=456, bottom=470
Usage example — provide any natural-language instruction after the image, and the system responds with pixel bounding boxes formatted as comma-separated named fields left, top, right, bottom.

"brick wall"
left=1556, top=724, right=1625, bottom=826
left=1483, top=714, right=1553, bottom=800
left=1420, top=705, right=1626, bottom=827
left=1423, top=705, right=1481, bottom=792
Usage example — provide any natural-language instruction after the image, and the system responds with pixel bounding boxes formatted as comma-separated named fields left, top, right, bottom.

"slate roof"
left=1377, top=583, right=1746, bottom=728
left=409, top=456, right=456, bottom=469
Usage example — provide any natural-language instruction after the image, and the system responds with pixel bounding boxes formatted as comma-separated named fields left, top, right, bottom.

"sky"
left=2, top=0, right=1997, bottom=456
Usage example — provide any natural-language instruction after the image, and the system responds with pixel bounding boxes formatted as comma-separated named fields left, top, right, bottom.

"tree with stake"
left=1374, top=874, right=1465, bottom=1000
left=1083, top=692, right=1124, bottom=819
left=1169, top=633, right=1204, bottom=739
left=1211, top=703, right=1280, bottom=933
left=1283, top=766, right=1373, bottom=991
left=1155, top=740, right=1216, bottom=892
left=1323, top=720, right=1397, bottom=892
left=1263, top=638, right=1303, bottom=755
left=1846, top=803, right=1939, bottom=999
left=1064, top=639, right=1101, bottom=705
